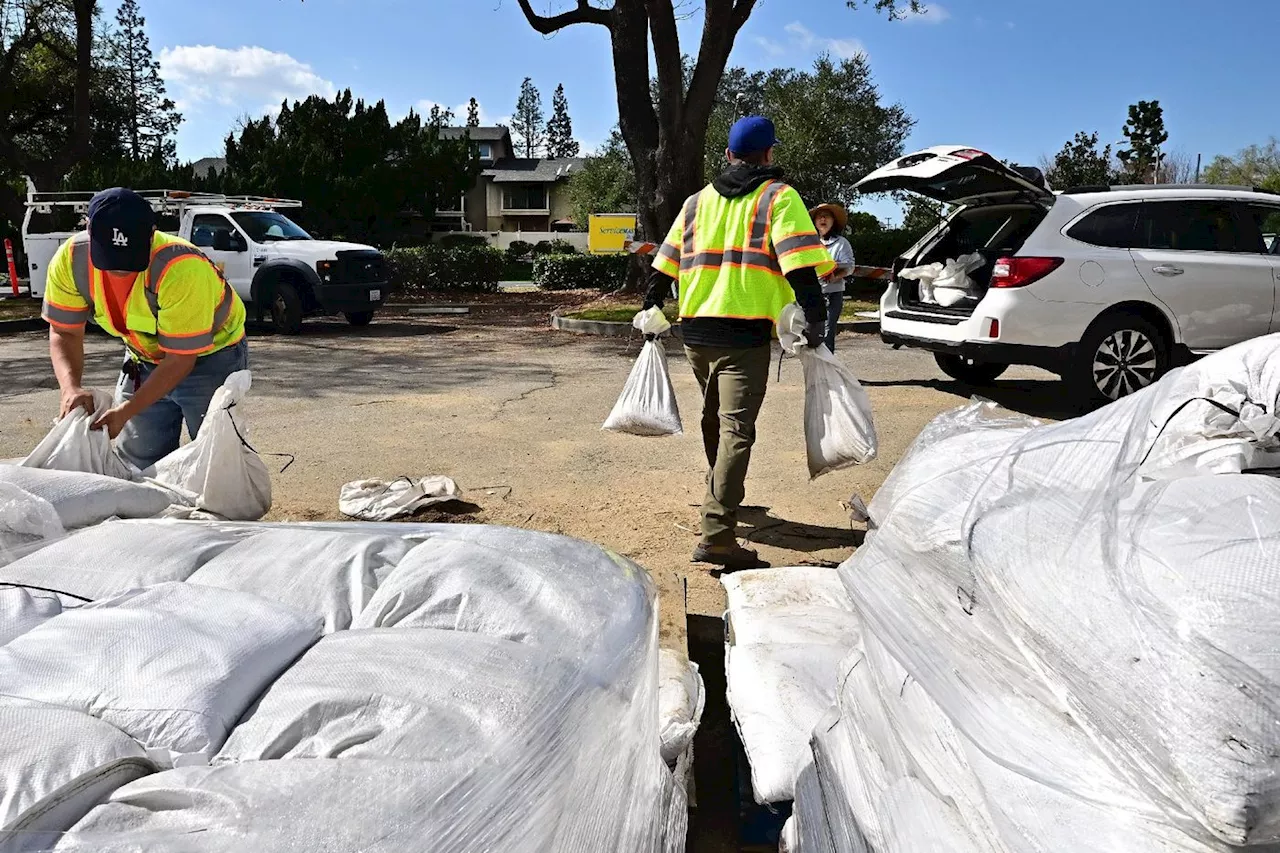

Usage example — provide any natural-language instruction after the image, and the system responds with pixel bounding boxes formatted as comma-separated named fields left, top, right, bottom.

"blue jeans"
left=116, top=339, right=249, bottom=470
left=825, top=291, right=844, bottom=352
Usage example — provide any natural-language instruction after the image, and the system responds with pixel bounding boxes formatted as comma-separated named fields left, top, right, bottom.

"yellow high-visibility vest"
left=652, top=180, right=834, bottom=323
left=42, top=230, right=246, bottom=363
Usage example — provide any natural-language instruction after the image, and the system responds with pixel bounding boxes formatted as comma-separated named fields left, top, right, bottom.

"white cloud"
left=159, top=45, right=337, bottom=114
left=782, top=22, right=867, bottom=60
left=900, top=3, right=951, bottom=24
left=751, top=35, right=789, bottom=58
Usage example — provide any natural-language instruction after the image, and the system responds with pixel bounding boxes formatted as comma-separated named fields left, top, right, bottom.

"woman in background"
left=809, top=203, right=855, bottom=352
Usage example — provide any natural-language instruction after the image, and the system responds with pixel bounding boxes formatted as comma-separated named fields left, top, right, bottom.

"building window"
left=503, top=185, right=548, bottom=211
left=477, top=142, right=492, bottom=159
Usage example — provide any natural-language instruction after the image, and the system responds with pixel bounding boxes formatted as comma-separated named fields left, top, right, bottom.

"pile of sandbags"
left=787, top=334, right=1280, bottom=852
left=0, top=371, right=271, bottom=555
left=0, top=520, right=688, bottom=853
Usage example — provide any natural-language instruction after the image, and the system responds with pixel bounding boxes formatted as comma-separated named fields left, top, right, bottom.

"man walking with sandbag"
left=643, top=116, right=834, bottom=571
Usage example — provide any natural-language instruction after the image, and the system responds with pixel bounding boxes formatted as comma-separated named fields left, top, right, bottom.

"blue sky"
left=124, top=0, right=1278, bottom=223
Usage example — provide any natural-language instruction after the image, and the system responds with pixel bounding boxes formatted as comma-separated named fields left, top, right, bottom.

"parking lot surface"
left=0, top=309, right=1072, bottom=649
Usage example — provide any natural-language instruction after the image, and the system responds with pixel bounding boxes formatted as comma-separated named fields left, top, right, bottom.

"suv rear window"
left=1132, top=200, right=1255, bottom=253
left=1067, top=204, right=1138, bottom=248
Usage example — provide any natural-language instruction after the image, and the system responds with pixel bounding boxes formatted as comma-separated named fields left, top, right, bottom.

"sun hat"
left=808, top=202, right=848, bottom=235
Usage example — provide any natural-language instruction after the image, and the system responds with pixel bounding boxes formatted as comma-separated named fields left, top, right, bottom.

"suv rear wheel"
left=935, top=353, right=1008, bottom=386
left=1069, top=312, right=1169, bottom=404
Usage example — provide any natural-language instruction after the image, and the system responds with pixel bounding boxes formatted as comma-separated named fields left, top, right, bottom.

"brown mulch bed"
left=386, top=289, right=620, bottom=328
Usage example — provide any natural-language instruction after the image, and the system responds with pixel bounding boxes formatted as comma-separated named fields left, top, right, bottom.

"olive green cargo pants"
left=684, top=344, right=772, bottom=546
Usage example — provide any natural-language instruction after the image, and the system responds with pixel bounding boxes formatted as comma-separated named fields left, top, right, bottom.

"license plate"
left=369, top=289, right=381, bottom=301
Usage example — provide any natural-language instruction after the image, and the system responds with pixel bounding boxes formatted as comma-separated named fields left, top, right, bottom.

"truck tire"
left=1067, top=312, right=1169, bottom=405
left=934, top=353, right=1008, bottom=386
left=270, top=280, right=304, bottom=335
left=344, top=310, right=375, bottom=327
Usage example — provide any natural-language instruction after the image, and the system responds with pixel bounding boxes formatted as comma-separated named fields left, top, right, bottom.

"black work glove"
left=803, top=321, right=825, bottom=349
left=644, top=333, right=657, bottom=342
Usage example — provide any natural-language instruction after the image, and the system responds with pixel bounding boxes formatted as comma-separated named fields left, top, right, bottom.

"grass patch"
left=566, top=298, right=879, bottom=324
left=840, top=298, right=880, bottom=318
left=0, top=298, right=40, bottom=322
left=567, top=305, right=679, bottom=324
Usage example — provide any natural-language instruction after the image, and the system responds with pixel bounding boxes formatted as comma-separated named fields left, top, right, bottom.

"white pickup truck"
left=22, top=188, right=389, bottom=334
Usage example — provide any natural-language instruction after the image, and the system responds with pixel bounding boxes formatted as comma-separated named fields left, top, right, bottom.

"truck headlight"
left=316, top=260, right=335, bottom=282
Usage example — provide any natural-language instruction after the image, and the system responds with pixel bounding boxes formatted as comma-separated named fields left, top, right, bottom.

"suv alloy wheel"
left=1070, top=313, right=1169, bottom=403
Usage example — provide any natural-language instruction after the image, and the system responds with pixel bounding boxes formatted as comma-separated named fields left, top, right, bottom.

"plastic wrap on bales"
left=188, top=528, right=414, bottom=632
left=0, top=521, right=686, bottom=853
left=0, top=520, right=245, bottom=602
left=788, top=334, right=1280, bottom=851
left=0, top=582, right=322, bottom=767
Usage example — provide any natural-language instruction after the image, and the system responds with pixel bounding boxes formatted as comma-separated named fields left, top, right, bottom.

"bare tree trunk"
left=514, top=0, right=756, bottom=293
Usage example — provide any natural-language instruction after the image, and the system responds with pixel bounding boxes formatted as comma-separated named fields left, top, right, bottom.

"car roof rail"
left=1060, top=183, right=1280, bottom=197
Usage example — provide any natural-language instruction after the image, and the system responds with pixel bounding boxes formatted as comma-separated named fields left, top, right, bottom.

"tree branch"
left=729, top=0, right=758, bottom=31
left=645, top=0, right=683, bottom=127
left=515, top=0, right=611, bottom=34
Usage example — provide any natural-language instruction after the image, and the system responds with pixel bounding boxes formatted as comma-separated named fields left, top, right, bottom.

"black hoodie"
left=644, top=164, right=826, bottom=349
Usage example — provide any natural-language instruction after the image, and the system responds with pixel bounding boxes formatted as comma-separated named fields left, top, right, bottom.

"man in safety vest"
left=643, top=116, right=833, bottom=570
left=42, top=187, right=249, bottom=470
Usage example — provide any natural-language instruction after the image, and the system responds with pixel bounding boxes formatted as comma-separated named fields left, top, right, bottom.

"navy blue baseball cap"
left=728, top=116, right=779, bottom=156
left=87, top=188, right=155, bottom=272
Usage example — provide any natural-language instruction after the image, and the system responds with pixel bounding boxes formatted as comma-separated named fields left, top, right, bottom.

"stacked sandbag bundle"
left=787, top=334, right=1280, bottom=852
left=0, top=521, right=690, bottom=853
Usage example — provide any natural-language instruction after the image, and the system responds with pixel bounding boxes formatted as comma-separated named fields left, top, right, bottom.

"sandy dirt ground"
left=0, top=294, right=1077, bottom=651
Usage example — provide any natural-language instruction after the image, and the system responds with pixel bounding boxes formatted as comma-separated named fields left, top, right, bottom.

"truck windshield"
left=230, top=211, right=312, bottom=242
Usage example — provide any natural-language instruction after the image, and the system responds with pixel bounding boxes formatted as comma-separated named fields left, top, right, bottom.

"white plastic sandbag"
left=20, top=389, right=135, bottom=480
left=901, top=253, right=985, bottom=308
left=899, top=260, right=943, bottom=304
left=338, top=475, right=461, bottom=521
left=658, top=649, right=706, bottom=765
left=779, top=304, right=878, bottom=477
left=931, top=252, right=986, bottom=308
left=602, top=308, right=682, bottom=436
left=151, top=370, right=271, bottom=521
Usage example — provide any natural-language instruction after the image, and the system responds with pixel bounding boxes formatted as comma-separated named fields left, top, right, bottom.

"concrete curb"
left=550, top=312, right=646, bottom=338
left=550, top=312, right=876, bottom=338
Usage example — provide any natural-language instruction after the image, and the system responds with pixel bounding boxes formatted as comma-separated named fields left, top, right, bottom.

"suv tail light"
left=990, top=256, right=1063, bottom=288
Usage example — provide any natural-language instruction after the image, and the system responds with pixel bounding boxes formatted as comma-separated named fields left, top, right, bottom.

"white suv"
left=858, top=146, right=1280, bottom=402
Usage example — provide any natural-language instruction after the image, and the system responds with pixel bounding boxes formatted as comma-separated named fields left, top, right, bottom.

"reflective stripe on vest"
left=69, top=237, right=237, bottom=355
left=41, top=235, right=96, bottom=326
left=748, top=181, right=785, bottom=248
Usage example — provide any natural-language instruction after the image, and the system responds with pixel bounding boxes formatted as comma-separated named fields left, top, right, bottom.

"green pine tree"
left=511, top=77, right=545, bottom=158
left=105, top=0, right=182, bottom=162
left=545, top=83, right=579, bottom=159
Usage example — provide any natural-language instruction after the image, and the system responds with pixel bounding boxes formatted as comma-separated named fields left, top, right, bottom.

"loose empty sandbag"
left=0, top=706, right=154, bottom=851
left=0, top=588, right=61, bottom=645
left=188, top=528, right=414, bottom=632
left=19, top=390, right=135, bottom=481
left=0, top=582, right=321, bottom=767
left=0, top=520, right=245, bottom=603
left=0, top=466, right=176, bottom=529
left=217, top=628, right=571, bottom=766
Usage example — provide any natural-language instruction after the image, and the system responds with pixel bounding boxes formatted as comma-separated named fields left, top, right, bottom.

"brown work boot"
left=691, top=541, right=768, bottom=571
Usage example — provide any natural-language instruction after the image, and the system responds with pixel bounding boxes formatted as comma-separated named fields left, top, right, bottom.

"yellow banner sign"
left=588, top=214, right=637, bottom=255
